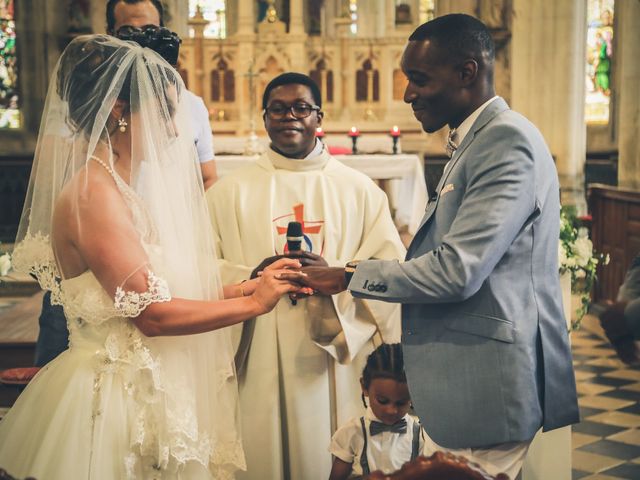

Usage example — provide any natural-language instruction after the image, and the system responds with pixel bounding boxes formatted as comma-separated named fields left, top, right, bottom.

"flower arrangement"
left=0, top=243, right=11, bottom=278
left=558, top=206, right=609, bottom=330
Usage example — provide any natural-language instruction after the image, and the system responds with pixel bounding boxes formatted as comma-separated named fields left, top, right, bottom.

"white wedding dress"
left=0, top=240, right=244, bottom=480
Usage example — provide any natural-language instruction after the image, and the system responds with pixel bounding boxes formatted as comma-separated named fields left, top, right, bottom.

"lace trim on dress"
left=90, top=324, right=245, bottom=478
left=114, top=271, right=171, bottom=318
left=12, top=231, right=64, bottom=305
left=13, top=232, right=172, bottom=322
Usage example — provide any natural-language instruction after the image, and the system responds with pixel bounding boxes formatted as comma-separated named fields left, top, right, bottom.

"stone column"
left=616, top=0, right=640, bottom=190
left=385, top=0, right=396, bottom=35
left=163, top=0, right=189, bottom=38
left=289, top=0, right=304, bottom=34
left=435, top=0, right=476, bottom=16
left=511, top=0, right=588, bottom=213
left=188, top=8, right=209, bottom=98
left=237, top=0, right=255, bottom=35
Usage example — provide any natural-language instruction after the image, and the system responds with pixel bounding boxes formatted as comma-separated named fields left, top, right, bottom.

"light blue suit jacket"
left=349, top=98, right=579, bottom=449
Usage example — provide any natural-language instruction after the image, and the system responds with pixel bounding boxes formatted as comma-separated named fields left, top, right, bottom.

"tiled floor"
left=571, top=321, right=640, bottom=480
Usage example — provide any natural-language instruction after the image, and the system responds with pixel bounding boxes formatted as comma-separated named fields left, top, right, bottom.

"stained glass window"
left=189, top=0, right=226, bottom=38
left=0, top=0, right=19, bottom=129
left=585, top=0, right=614, bottom=124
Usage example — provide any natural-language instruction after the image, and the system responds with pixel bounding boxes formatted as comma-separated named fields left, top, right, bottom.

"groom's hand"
left=282, top=266, right=347, bottom=296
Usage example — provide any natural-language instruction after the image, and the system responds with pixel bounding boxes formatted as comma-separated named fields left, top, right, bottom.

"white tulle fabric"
left=0, top=35, right=244, bottom=479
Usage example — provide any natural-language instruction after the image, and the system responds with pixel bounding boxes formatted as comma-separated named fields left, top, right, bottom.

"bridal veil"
left=10, top=35, right=244, bottom=477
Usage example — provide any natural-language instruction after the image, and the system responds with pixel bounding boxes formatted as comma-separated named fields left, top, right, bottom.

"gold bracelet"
left=239, top=280, right=248, bottom=297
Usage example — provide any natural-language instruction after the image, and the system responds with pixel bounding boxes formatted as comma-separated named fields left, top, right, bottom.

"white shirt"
left=441, top=96, right=499, bottom=179
left=452, top=95, right=499, bottom=147
left=329, top=407, right=438, bottom=476
left=184, top=89, right=214, bottom=163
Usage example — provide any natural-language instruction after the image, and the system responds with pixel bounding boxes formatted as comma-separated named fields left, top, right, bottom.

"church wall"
left=511, top=0, right=588, bottom=211
left=1, top=0, right=638, bottom=200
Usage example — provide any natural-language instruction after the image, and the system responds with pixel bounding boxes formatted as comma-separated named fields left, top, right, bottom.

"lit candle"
left=348, top=126, right=360, bottom=137
left=390, top=125, right=401, bottom=137
left=315, top=126, right=325, bottom=138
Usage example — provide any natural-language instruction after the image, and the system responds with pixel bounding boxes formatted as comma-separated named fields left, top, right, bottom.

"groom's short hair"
left=106, top=0, right=165, bottom=34
left=409, top=14, right=495, bottom=67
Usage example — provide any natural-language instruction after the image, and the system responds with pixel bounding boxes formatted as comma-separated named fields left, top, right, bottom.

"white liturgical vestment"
left=206, top=145, right=405, bottom=480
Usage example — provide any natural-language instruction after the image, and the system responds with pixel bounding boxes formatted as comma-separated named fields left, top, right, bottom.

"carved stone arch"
left=356, top=57, right=380, bottom=102
left=210, top=53, right=235, bottom=102
left=252, top=45, right=291, bottom=106
left=391, top=52, right=409, bottom=100
left=310, top=57, right=334, bottom=103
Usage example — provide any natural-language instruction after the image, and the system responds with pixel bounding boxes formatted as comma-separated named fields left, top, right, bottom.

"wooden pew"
left=588, top=183, right=640, bottom=303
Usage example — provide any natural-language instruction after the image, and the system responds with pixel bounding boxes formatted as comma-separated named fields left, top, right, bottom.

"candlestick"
left=348, top=126, right=360, bottom=154
left=390, top=125, right=401, bottom=154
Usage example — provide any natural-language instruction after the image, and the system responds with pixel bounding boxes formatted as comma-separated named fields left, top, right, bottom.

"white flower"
left=558, top=242, right=568, bottom=267
left=575, top=269, right=586, bottom=279
left=573, top=236, right=593, bottom=268
left=0, top=253, right=11, bottom=276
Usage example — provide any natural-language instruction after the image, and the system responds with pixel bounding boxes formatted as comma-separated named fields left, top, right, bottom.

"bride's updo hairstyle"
left=56, top=35, right=180, bottom=136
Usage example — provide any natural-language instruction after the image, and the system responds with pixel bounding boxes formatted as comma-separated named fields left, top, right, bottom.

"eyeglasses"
left=264, top=102, right=321, bottom=120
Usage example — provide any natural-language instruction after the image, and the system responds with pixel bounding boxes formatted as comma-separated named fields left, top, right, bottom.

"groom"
left=291, top=14, right=579, bottom=479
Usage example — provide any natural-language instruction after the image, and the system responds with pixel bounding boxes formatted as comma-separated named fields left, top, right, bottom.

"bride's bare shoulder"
left=54, top=160, right=131, bottom=236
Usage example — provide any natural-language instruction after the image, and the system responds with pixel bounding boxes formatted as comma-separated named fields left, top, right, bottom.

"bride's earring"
left=118, top=117, right=128, bottom=133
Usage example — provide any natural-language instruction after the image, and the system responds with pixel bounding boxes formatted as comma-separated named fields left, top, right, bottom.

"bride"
left=0, top=35, right=305, bottom=479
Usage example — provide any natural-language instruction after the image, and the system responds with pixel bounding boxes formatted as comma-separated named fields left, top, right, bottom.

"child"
left=328, top=343, right=437, bottom=479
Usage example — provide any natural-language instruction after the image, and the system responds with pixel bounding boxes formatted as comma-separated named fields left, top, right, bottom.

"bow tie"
left=369, top=418, right=407, bottom=436
left=445, top=128, right=458, bottom=158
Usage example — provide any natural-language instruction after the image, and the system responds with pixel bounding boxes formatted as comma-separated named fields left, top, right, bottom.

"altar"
left=214, top=152, right=428, bottom=235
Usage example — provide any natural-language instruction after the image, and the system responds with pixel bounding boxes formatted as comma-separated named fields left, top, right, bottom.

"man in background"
left=599, top=254, right=640, bottom=365
left=107, top=0, right=218, bottom=189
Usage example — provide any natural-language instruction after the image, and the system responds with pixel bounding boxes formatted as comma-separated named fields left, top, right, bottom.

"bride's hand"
left=250, top=258, right=307, bottom=313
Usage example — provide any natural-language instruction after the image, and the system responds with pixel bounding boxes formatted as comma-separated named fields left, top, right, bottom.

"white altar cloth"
left=214, top=153, right=428, bottom=235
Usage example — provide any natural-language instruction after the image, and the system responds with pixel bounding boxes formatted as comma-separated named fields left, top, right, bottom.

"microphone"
left=286, top=221, right=303, bottom=252
left=286, top=221, right=303, bottom=306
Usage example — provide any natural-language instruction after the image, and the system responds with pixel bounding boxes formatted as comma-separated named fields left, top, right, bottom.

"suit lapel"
left=407, top=98, right=510, bottom=259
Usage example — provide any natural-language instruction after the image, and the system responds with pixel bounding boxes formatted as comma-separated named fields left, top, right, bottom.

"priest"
left=206, top=73, right=406, bottom=480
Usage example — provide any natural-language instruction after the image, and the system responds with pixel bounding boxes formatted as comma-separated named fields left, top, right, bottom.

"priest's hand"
left=251, top=252, right=328, bottom=279
left=282, top=266, right=347, bottom=296
left=286, top=250, right=328, bottom=268
left=251, top=255, right=286, bottom=279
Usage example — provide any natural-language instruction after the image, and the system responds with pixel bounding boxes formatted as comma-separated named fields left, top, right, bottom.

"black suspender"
left=359, top=416, right=371, bottom=476
left=410, top=421, right=421, bottom=460
left=359, top=416, right=422, bottom=474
